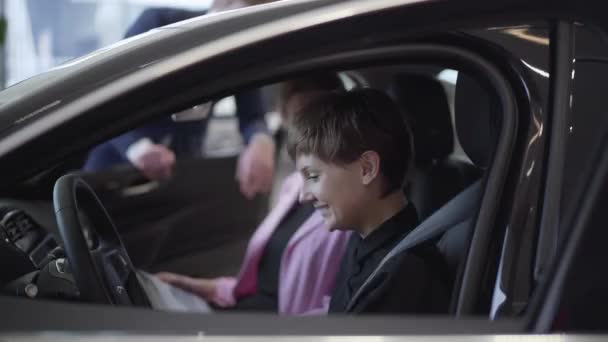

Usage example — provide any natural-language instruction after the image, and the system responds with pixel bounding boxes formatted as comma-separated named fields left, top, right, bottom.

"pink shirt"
left=208, top=173, right=350, bottom=315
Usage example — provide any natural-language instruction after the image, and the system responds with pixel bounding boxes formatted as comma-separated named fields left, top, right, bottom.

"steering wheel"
left=53, top=174, right=149, bottom=306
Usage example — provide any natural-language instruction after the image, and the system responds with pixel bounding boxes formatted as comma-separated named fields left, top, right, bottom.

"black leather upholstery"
left=389, top=74, right=480, bottom=220
left=390, top=74, right=454, bottom=164
left=436, top=72, right=501, bottom=311
left=454, top=73, right=501, bottom=169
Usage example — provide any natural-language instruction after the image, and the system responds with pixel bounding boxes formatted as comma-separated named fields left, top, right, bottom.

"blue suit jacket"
left=108, top=8, right=268, bottom=159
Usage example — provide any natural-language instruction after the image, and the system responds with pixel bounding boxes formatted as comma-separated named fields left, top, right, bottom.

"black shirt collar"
left=355, top=204, right=418, bottom=263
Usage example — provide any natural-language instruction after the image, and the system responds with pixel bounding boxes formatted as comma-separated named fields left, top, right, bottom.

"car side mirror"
left=171, top=102, right=213, bottom=122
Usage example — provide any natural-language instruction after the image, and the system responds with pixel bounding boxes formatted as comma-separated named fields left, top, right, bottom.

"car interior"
left=0, top=62, right=504, bottom=318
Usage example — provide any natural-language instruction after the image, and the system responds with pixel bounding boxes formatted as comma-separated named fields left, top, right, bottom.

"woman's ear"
left=359, top=151, right=381, bottom=185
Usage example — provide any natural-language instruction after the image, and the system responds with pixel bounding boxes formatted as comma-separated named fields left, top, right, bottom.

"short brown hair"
left=287, top=88, right=413, bottom=194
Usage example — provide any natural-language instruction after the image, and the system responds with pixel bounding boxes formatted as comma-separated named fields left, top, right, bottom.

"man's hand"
left=236, top=133, right=276, bottom=199
left=128, top=141, right=176, bottom=181
left=156, top=272, right=217, bottom=300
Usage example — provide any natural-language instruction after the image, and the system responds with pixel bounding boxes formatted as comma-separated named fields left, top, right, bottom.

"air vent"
left=0, top=208, right=36, bottom=242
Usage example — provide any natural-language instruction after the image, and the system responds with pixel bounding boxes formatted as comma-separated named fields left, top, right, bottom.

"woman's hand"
left=156, top=272, right=217, bottom=300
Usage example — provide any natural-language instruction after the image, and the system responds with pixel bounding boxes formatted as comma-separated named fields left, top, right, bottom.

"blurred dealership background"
left=0, top=0, right=211, bottom=89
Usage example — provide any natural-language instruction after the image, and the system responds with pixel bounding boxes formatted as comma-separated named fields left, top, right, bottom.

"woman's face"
left=297, top=154, right=369, bottom=231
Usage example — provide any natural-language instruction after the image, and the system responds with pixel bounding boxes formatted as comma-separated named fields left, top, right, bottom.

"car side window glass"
left=204, top=96, right=245, bottom=157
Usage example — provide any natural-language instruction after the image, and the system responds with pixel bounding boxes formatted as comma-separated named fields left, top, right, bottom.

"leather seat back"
left=389, top=73, right=480, bottom=220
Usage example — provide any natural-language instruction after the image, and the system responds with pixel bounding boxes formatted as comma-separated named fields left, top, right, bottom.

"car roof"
left=0, top=0, right=345, bottom=134
left=0, top=0, right=605, bottom=136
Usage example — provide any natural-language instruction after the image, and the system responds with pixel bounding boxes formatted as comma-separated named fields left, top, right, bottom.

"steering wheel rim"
left=53, top=174, right=146, bottom=305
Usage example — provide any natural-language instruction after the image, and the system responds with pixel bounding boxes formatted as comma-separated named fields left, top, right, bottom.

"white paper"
left=136, top=271, right=213, bottom=313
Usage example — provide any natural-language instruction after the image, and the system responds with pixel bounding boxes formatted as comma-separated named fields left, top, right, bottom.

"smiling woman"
left=288, top=88, right=449, bottom=314
left=289, top=89, right=414, bottom=234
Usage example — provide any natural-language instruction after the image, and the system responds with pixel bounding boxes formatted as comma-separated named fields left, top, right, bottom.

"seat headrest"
left=389, top=74, right=454, bottom=164
left=454, top=73, right=501, bottom=169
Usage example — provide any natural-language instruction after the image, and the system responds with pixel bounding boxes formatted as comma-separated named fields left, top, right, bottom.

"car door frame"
left=0, top=0, right=595, bottom=335
left=3, top=30, right=526, bottom=335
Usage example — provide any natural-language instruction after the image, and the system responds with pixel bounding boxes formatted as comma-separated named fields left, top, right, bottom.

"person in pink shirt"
left=157, top=75, right=351, bottom=315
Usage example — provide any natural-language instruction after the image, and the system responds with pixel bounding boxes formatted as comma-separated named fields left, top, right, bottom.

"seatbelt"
left=344, top=180, right=482, bottom=312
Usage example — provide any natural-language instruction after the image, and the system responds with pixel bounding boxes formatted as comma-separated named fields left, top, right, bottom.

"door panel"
left=0, top=295, right=523, bottom=334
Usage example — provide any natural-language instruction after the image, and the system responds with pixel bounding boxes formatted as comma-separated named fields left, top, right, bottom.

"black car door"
left=3, top=0, right=607, bottom=335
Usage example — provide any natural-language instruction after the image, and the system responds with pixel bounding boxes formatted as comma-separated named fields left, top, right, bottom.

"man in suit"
left=84, top=0, right=276, bottom=199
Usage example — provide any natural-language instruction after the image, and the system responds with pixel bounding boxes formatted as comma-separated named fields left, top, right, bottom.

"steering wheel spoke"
left=102, top=248, right=132, bottom=281
left=90, top=245, right=132, bottom=301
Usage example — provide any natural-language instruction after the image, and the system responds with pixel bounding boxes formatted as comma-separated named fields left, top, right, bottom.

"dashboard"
left=0, top=200, right=59, bottom=285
